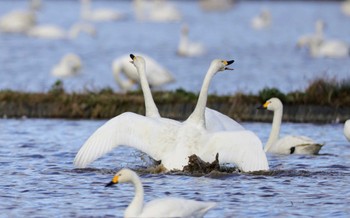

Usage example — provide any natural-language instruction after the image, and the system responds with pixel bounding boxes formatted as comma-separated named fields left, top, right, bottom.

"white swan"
left=297, top=20, right=324, bottom=48
left=341, top=0, right=350, bottom=16
left=260, top=98, right=324, bottom=155
left=74, top=58, right=269, bottom=172
left=309, top=38, right=349, bottom=58
left=80, top=0, right=124, bottom=22
left=51, top=53, right=82, bottom=78
left=26, top=22, right=96, bottom=40
left=199, top=0, right=235, bottom=12
left=177, top=24, right=206, bottom=57
left=105, top=168, right=216, bottom=217
left=112, top=54, right=175, bottom=91
left=133, top=0, right=181, bottom=22
left=0, top=10, right=36, bottom=33
left=251, top=9, right=271, bottom=30
left=344, top=120, right=350, bottom=142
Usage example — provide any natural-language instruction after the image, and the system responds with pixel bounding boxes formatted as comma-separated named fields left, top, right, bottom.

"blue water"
left=0, top=118, right=349, bottom=217
left=0, top=0, right=349, bottom=94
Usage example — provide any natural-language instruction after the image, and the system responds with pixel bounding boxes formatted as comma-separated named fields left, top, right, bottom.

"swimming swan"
left=251, top=9, right=271, bottom=30
left=177, top=24, right=206, bottom=57
left=309, top=38, right=350, bottom=58
left=297, top=20, right=324, bottom=48
left=105, top=168, right=216, bottom=217
left=133, top=0, right=181, bottom=22
left=344, top=120, right=350, bottom=142
left=80, top=0, right=124, bottom=22
left=112, top=54, right=175, bottom=91
left=0, top=10, right=36, bottom=33
left=74, top=58, right=268, bottom=172
left=51, top=53, right=82, bottom=77
left=260, top=97, right=324, bottom=154
left=27, top=22, right=96, bottom=40
left=341, top=0, right=350, bottom=16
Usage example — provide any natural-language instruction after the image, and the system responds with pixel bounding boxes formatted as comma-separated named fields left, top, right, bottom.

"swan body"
left=112, top=54, right=175, bottom=91
left=74, top=58, right=269, bottom=172
left=0, top=10, right=36, bottom=33
left=199, top=0, right=234, bottom=11
left=51, top=53, right=82, bottom=77
left=251, top=9, right=271, bottom=30
left=27, top=23, right=96, bottom=39
left=297, top=20, right=324, bottom=48
left=341, top=0, right=350, bottom=16
left=261, top=97, right=324, bottom=155
left=80, top=0, right=124, bottom=22
left=344, top=120, right=350, bottom=142
left=105, top=168, right=216, bottom=218
left=177, top=24, right=206, bottom=57
left=133, top=0, right=181, bottom=22
left=310, top=39, right=349, bottom=58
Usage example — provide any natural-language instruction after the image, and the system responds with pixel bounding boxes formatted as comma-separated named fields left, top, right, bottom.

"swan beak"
left=129, top=54, right=135, bottom=64
left=224, top=60, right=234, bottom=70
left=105, top=175, right=119, bottom=187
left=257, top=101, right=269, bottom=109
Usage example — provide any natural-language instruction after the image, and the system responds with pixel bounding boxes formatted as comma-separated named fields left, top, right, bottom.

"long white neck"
left=315, top=22, right=324, bottom=39
left=113, top=62, right=135, bottom=91
left=186, top=64, right=217, bottom=128
left=178, top=31, right=188, bottom=55
left=81, top=0, right=91, bottom=20
left=265, top=107, right=283, bottom=152
left=124, top=175, right=144, bottom=217
left=137, top=63, right=160, bottom=118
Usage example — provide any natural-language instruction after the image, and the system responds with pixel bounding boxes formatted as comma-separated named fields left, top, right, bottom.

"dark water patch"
left=260, top=193, right=279, bottom=197
left=70, top=168, right=117, bottom=175
left=20, top=154, right=45, bottom=159
left=20, top=143, right=36, bottom=148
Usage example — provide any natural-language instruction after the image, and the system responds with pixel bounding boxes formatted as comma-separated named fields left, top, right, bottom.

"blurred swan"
left=0, top=9, right=36, bottom=33
left=27, top=22, right=96, bottom=40
left=133, top=0, right=181, bottom=22
left=30, top=0, right=42, bottom=11
left=177, top=24, right=206, bottom=57
left=74, top=58, right=269, bottom=172
left=309, top=38, right=350, bottom=58
left=112, top=53, right=174, bottom=91
left=80, top=0, right=124, bottom=22
left=260, top=98, right=324, bottom=155
left=199, top=0, right=235, bottom=11
left=105, top=168, right=216, bottom=217
left=344, top=120, right=350, bottom=141
left=341, top=0, right=350, bottom=16
left=297, top=20, right=324, bottom=48
left=51, top=53, right=82, bottom=78
left=251, top=9, right=271, bottom=30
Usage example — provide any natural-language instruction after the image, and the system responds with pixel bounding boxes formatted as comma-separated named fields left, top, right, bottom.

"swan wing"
left=344, top=120, right=350, bottom=141
left=272, top=135, right=323, bottom=155
left=140, top=197, right=216, bottom=217
left=205, top=107, right=245, bottom=132
left=73, top=112, right=179, bottom=168
left=200, top=131, right=269, bottom=172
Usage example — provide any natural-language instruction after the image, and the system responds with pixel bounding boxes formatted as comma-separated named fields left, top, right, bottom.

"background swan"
left=112, top=54, right=175, bottom=91
left=341, top=0, right=350, bottom=16
left=0, top=10, right=36, bottom=33
left=309, top=38, right=350, bottom=58
left=251, top=9, right=271, bottom=30
left=177, top=24, right=206, bottom=57
left=133, top=0, right=181, bottom=22
left=105, top=168, right=216, bottom=217
left=74, top=59, right=268, bottom=172
left=260, top=97, right=324, bottom=155
left=296, top=19, right=324, bottom=48
left=80, top=0, right=124, bottom=22
left=51, top=53, right=82, bottom=78
left=26, top=22, right=96, bottom=40
left=344, top=120, right=350, bottom=142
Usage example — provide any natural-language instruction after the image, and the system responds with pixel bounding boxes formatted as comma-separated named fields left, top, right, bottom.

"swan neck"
left=265, top=107, right=283, bottom=152
left=113, top=62, right=134, bottom=91
left=125, top=175, right=144, bottom=217
left=137, top=64, right=160, bottom=118
left=187, top=65, right=216, bottom=127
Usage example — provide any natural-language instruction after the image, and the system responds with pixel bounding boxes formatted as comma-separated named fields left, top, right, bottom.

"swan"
left=260, top=98, right=324, bottom=155
left=251, top=9, right=271, bottom=30
left=26, top=22, right=96, bottom=40
left=177, top=24, right=206, bottom=57
left=309, top=38, right=350, bottom=58
left=51, top=53, right=82, bottom=78
left=30, top=0, right=42, bottom=11
left=341, top=0, right=350, bottom=16
left=74, top=58, right=269, bottom=172
left=199, top=0, right=235, bottom=12
left=80, top=0, right=124, bottom=22
left=112, top=54, right=175, bottom=91
left=105, top=168, right=216, bottom=217
left=296, top=20, right=324, bottom=48
left=344, top=120, right=350, bottom=142
left=0, top=10, right=36, bottom=33
left=133, top=0, right=181, bottom=22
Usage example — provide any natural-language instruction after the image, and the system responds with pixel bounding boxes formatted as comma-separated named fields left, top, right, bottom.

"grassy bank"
left=0, top=79, right=349, bottom=123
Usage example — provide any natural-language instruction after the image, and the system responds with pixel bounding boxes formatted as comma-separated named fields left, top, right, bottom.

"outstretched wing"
left=200, top=130, right=269, bottom=172
left=205, top=107, right=245, bottom=132
left=73, top=112, right=178, bottom=168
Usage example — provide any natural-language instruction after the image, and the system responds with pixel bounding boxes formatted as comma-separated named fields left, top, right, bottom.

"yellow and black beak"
left=224, top=60, right=234, bottom=70
left=105, top=175, right=119, bottom=187
left=130, top=54, right=136, bottom=63
left=257, top=101, right=269, bottom=110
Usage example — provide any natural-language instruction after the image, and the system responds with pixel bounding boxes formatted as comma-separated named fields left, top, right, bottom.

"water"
left=1, top=118, right=350, bottom=217
left=0, top=1, right=350, bottom=95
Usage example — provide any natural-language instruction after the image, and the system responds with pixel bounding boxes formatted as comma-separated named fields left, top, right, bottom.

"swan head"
left=105, top=168, right=137, bottom=187
left=129, top=54, right=146, bottom=71
left=210, top=59, right=234, bottom=73
left=261, top=97, right=283, bottom=111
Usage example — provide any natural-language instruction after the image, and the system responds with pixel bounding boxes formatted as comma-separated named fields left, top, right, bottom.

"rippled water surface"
left=1, top=118, right=350, bottom=217
left=0, top=1, right=350, bottom=94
